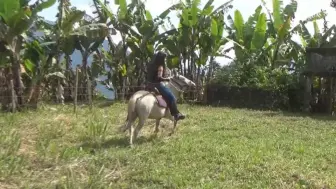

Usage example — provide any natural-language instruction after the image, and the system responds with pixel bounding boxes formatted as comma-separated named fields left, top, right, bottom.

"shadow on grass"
left=78, top=135, right=159, bottom=150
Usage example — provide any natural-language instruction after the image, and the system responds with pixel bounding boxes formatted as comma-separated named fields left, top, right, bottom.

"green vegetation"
left=1, top=103, right=336, bottom=188
left=0, top=0, right=335, bottom=110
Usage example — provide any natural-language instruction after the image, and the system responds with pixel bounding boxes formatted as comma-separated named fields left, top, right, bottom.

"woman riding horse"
left=146, top=52, right=185, bottom=121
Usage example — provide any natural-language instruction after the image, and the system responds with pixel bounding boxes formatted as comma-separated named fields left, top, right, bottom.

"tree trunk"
left=82, top=53, right=89, bottom=102
left=196, top=64, right=202, bottom=101
left=203, top=56, right=215, bottom=104
left=120, top=35, right=128, bottom=101
left=206, top=56, right=214, bottom=84
left=10, top=55, right=23, bottom=109
left=55, top=52, right=63, bottom=104
left=26, top=82, right=41, bottom=109
left=0, top=68, right=17, bottom=112
left=64, top=54, right=74, bottom=101
left=183, top=55, right=187, bottom=76
left=74, top=66, right=79, bottom=112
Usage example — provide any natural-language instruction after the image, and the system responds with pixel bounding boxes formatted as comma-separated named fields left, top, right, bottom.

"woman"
left=147, top=52, right=185, bottom=121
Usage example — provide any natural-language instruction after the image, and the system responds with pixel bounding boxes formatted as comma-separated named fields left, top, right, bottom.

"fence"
left=0, top=85, right=200, bottom=112
left=0, top=84, right=305, bottom=112
left=205, top=84, right=304, bottom=111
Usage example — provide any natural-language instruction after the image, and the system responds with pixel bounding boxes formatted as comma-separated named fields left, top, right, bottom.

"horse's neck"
left=165, top=82, right=180, bottom=99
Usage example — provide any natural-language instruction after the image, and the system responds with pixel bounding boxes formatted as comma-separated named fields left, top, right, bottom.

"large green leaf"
left=145, top=10, right=152, bottom=21
left=6, top=0, right=55, bottom=37
left=33, top=0, right=56, bottom=13
left=298, top=22, right=311, bottom=43
left=210, top=0, right=234, bottom=15
left=158, top=3, right=182, bottom=19
left=321, top=25, right=336, bottom=45
left=96, top=0, right=116, bottom=23
left=313, top=20, right=320, bottom=39
left=202, top=5, right=214, bottom=16
left=210, top=18, right=218, bottom=36
left=233, top=10, right=244, bottom=43
left=291, top=10, right=327, bottom=33
left=277, top=17, right=291, bottom=41
left=116, top=0, right=127, bottom=19
left=203, top=0, right=215, bottom=10
left=244, top=5, right=262, bottom=39
left=216, top=13, right=225, bottom=38
left=72, top=23, right=110, bottom=39
left=0, top=0, right=20, bottom=23
left=243, top=5, right=262, bottom=49
left=283, top=0, right=297, bottom=19
left=23, top=59, right=35, bottom=72
left=119, top=63, right=127, bottom=76
left=190, top=0, right=201, bottom=26
left=272, top=0, right=283, bottom=31
left=251, top=13, right=267, bottom=50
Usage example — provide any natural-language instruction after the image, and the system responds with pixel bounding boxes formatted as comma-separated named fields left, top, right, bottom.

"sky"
left=37, top=0, right=336, bottom=65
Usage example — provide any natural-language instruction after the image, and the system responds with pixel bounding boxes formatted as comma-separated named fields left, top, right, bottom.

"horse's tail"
left=118, top=96, right=138, bottom=132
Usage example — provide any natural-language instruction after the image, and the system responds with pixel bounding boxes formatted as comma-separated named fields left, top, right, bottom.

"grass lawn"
left=1, top=102, right=336, bottom=188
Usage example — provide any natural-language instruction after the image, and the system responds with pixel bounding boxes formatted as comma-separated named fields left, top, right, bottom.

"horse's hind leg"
left=132, top=117, right=146, bottom=143
left=119, top=113, right=137, bottom=133
left=154, top=119, right=161, bottom=134
left=129, top=124, right=135, bottom=146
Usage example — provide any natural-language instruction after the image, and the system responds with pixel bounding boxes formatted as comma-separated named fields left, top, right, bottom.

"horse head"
left=169, top=68, right=196, bottom=92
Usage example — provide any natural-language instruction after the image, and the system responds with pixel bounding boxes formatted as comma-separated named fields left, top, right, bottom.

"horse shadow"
left=78, top=134, right=159, bottom=151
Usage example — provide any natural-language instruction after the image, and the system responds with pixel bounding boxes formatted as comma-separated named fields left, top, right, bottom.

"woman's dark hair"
left=154, top=51, right=166, bottom=67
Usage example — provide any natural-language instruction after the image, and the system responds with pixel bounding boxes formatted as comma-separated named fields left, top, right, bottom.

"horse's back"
left=128, top=89, right=167, bottom=119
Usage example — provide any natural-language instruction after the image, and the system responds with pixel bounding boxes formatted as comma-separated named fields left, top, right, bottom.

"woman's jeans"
left=156, top=83, right=179, bottom=116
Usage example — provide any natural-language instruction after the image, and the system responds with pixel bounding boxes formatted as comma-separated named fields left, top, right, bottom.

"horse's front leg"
left=154, top=119, right=161, bottom=134
left=169, top=120, right=178, bottom=136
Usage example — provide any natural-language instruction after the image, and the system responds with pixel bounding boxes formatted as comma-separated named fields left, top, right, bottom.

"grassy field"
left=1, top=102, right=336, bottom=188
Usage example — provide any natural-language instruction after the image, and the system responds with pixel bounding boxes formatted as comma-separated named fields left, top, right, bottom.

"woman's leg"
left=156, top=83, right=185, bottom=120
left=156, top=83, right=177, bottom=114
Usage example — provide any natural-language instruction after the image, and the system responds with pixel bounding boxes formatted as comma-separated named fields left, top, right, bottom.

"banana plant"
left=169, top=0, right=235, bottom=80
left=227, top=5, right=267, bottom=64
left=259, top=0, right=324, bottom=68
left=22, top=39, right=67, bottom=107
left=0, top=0, right=56, bottom=111
left=95, top=0, right=182, bottom=98
left=72, top=15, right=112, bottom=102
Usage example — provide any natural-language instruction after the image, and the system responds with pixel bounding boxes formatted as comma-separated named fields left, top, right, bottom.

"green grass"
left=1, top=103, right=336, bottom=188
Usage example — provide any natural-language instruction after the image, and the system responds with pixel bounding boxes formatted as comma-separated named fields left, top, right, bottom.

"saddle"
left=145, top=84, right=168, bottom=108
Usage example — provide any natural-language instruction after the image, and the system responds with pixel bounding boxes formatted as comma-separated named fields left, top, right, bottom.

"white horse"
left=119, top=70, right=196, bottom=145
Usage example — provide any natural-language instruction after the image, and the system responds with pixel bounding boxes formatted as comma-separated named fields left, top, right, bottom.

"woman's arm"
left=157, top=66, right=170, bottom=82
left=157, top=76, right=170, bottom=82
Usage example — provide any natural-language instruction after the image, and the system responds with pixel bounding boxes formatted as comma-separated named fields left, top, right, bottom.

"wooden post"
left=74, top=67, right=79, bottom=113
left=86, top=68, right=93, bottom=110
left=303, top=75, right=312, bottom=113
left=10, top=78, right=16, bottom=113
left=328, top=76, right=333, bottom=115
